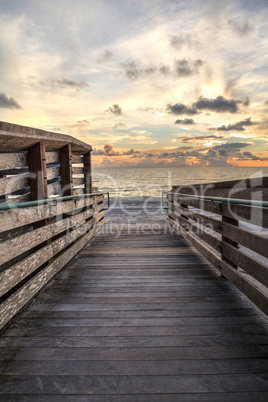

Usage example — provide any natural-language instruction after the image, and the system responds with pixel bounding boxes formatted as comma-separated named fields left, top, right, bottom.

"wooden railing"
left=167, top=192, right=268, bottom=315
left=0, top=193, right=106, bottom=331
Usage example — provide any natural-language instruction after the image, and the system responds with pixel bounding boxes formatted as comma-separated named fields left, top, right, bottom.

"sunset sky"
left=0, top=0, right=268, bottom=167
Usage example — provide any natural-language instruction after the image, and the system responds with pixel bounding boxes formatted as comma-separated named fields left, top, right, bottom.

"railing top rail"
left=0, top=121, right=92, bottom=153
left=0, top=192, right=110, bottom=211
left=166, top=191, right=268, bottom=208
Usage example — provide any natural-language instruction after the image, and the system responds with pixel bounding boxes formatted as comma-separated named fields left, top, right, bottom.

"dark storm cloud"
left=228, top=20, right=253, bottom=36
left=193, top=95, right=241, bottom=113
left=174, top=59, right=203, bottom=77
left=41, top=78, right=89, bottom=89
left=209, top=118, right=255, bottom=131
left=166, top=103, right=198, bottom=115
left=174, top=118, right=195, bottom=125
left=0, top=93, right=21, bottom=109
left=97, top=49, right=113, bottom=63
left=106, top=104, right=122, bottom=115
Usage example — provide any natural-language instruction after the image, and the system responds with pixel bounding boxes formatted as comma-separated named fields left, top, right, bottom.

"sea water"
left=92, top=166, right=268, bottom=200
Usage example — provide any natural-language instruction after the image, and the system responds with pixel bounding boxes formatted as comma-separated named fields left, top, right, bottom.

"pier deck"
left=0, top=224, right=268, bottom=400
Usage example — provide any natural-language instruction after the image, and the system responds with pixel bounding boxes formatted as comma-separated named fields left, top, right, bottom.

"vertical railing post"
left=221, top=203, right=239, bottom=268
left=84, top=151, right=92, bottom=194
left=28, top=142, right=50, bottom=249
left=28, top=142, right=47, bottom=201
left=59, top=144, right=73, bottom=197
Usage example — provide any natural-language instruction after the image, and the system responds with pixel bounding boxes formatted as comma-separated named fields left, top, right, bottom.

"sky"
left=0, top=0, right=268, bottom=168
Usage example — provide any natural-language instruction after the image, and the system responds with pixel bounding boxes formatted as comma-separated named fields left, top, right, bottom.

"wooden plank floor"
left=0, top=224, right=268, bottom=401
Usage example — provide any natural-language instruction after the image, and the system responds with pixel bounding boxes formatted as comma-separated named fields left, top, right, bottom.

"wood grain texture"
left=0, top=223, right=267, bottom=398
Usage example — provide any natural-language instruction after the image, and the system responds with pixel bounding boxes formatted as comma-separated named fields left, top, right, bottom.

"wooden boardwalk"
left=0, top=224, right=268, bottom=400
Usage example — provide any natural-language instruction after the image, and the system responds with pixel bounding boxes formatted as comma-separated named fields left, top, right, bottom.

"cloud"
left=97, top=49, right=113, bottom=63
left=114, top=122, right=128, bottom=129
left=174, top=59, right=203, bottom=77
left=0, top=93, right=21, bottom=109
left=209, top=118, right=255, bottom=131
left=166, top=103, right=198, bottom=115
left=236, top=151, right=268, bottom=161
left=178, top=134, right=224, bottom=143
left=106, top=104, right=122, bottom=115
left=228, top=20, right=253, bottom=36
left=92, top=144, right=140, bottom=156
left=193, top=95, right=241, bottom=113
left=213, top=142, right=251, bottom=150
left=41, top=78, right=89, bottom=90
left=170, top=34, right=194, bottom=49
left=123, top=60, right=141, bottom=80
left=122, top=59, right=203, bottom=80
left=175, top=118, right=195, bottom=125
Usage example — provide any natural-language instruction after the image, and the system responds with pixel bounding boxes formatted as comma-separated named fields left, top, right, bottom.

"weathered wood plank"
left=45, top=151, right=59, bottom=164
left=0, top=217, right=105, bottom=330
left=222, top=242, right=268, bottom=287
left=168, top=210, right=221, bottom=252
left=168, top=217, right=268, bottom=315
left=168, top=202, right=222, bottom=234
left=72, top=154, right=83, bottom=164
left=0, top=373, right=267, bottom=394
left=0, top=152, right=28, bottom=170
left=47, top=180, right=61, bottom=197
left=0, top=195, right=103, bottom=233
left=0, top=206, right=94, bottom=266
left=0, top=173, right=29, bottom=196
left=222, top=221, right=268, bottom=259
left=0, top=122, right=92, bottom=153
left=73, top=177, right=85, bottom=186
left=222, top=203, right=268, bottom=229
left=59, top=144, right=73, bottom=196
left=168, top=194, right=222, bottom=215
left=84, top=151, right=92, bottom=194
left=0, top=210, right=105, bottom=296
left=46, top=166, right=60, bottom=180
left=72, top=166, right=84, bottom=175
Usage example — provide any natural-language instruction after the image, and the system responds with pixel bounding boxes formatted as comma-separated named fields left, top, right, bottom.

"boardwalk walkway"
left=0, top=220, right=268, bottom=400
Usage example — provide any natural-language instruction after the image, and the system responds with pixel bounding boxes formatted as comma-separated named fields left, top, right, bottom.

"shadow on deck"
left=0, top=220, right=268, bottom=401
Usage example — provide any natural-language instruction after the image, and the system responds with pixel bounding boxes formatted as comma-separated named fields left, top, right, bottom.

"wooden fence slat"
left=0, top=192, right=31, bottom=205
left=221, top=203, right=268, bottom=229
left=168, top=194, right=222, bottom=215
left=72, top=167, right=84, bottom=175
left=168, top=202, right=222, bottom=234
left=0, top=153, right=28, bottom=170
left=0, top=218, right=106, bottom=330
left=221, top=242, right=268, bottom=287
left=168, top=210, right=221, bottom=252
left=45, top=151, right=59, bottom=164
left=0, top=205, right=98, bottom=266
left=0, top=209, right=105, bottom=296
left=47, top=181, right=61, bottom=197
left=168, top=216, right=268, bottom=316
left=0, top=195, right=104, bottom=233
left=222, top=221, right=268, bottom=259
left=0, top=173, right=29, bottom=196
left=72, top=155, right=83, bottom=164
left=73, top=177, right=85, bottom=186
left=46, top=167, right=60, bottom=180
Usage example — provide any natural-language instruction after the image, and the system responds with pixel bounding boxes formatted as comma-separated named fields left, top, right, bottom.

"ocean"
left=92, top=166, right=268, bottom=200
